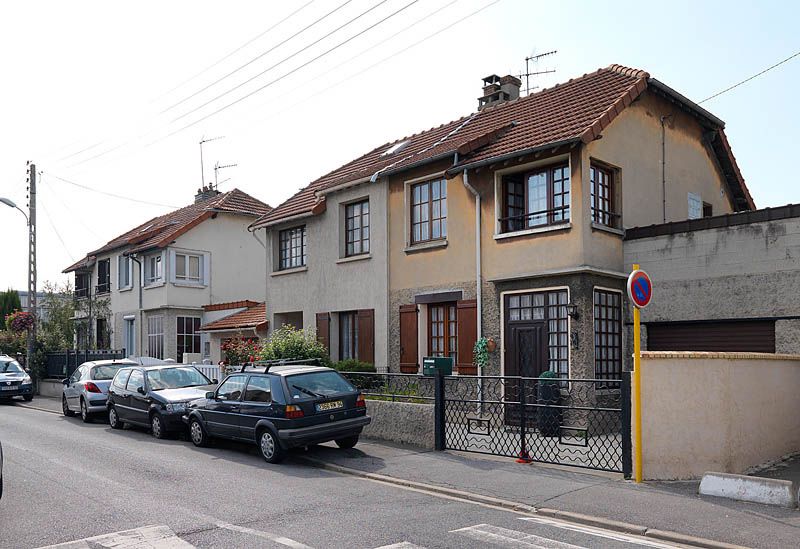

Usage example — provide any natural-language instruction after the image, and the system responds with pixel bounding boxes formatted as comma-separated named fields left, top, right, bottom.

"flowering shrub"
left=5, top=311, right=34, bottom=334
left=220, top=336, right=262, bottom=366
left=257, top=325, right=330, bottom=366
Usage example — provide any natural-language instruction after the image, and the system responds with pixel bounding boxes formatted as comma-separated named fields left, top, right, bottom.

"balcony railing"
left=499, top=205, right=571, bottom=233
left=74, top=288, right=89, bottom=299
left=95, top=282, right=111, bottom=295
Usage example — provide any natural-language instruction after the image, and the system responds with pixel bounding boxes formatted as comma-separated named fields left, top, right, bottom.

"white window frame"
left=147, top=315, right=164, bottom=359
left=688, top=192, right=702, bottom=220
left=171, top=250, right=207, bottom=285
left=118, top=255, right=133, bottom=290
left=144, top=253, right=164, bottom=286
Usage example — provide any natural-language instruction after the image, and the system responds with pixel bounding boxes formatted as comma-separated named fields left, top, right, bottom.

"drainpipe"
left=461, top=166, right=484, bottom=415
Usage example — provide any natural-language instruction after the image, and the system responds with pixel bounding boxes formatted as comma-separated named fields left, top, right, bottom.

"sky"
left=1, top=0, right=798, bottom=291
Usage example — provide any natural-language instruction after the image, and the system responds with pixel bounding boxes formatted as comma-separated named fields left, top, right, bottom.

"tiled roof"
left=199, top=303, right=267, bottom=332
left=251, top=64, right=753, bottom=228
left=64, top=189, right=271, bottom=273
left=203, top=300, right=261, bottom=312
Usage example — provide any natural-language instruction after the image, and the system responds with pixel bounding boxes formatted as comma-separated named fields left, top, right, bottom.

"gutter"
left=446, top=138, right=581, bottom=176
left=369, top=151, right=456, bottom=183
left=249, top=210, right=315, bottom=231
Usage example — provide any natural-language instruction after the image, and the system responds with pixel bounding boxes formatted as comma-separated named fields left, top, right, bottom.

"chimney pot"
left=478, top=74, right=521, bottom=110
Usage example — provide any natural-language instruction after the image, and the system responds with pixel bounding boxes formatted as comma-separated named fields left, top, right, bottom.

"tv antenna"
left=214, top=161, right=238, bottom=187
left=199, top=135, right=225, bottom=186
left=519, top=50, right=557, bottom=95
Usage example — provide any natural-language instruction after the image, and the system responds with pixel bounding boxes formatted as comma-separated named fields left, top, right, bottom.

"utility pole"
left=519, top=50, right=558, bottom=95
left=26, top=162, right=37, bottom=369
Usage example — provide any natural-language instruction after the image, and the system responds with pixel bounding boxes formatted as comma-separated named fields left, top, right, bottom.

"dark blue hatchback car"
left=184, top=361, right=370, bottom=463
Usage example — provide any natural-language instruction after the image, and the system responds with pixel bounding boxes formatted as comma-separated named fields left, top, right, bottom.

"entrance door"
left=504, top=321, right=547, bottom=427
left=124, top=319, right=135, bottom=357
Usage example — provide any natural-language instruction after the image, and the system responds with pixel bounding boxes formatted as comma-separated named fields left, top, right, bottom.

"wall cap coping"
left=641, top=351, right=800, bottom=361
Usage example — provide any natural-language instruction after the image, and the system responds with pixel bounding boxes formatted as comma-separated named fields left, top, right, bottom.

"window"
left=126, top=369, right=145, bottom=393
left=145, top=254, right=163, bottom=285
left=97, top=259, right=111, bottom=294
left=124, top=318, right=135, bottom=357
left=594, top=290, right=622, bottom=381
left=339, top=311, right=359, bottom=361
left=688, top=192, right=702, bottom=220
left=703, top=202, right=713, bottom=218
left=428, top=303, right=457, bottom=365
left=118, top=255, right=132, bottom=289
left=147, top=315, right=164, bottom=359
left=96, top=318, right=109, bottom=349
left=279, top=226, right=307, bottom=270
left=75, top=273, right=90, bottom=298
left=243, top=376, right=272, bottom=403
left=175, top=253, right=202, bottom=283
left=112, top=369, right=131, bottom=390
left=410, top=178, right=447, bottom=244
left=345, top=200, right=370, bottom=256
left=506, top=290, right=569, bottom=377
left=176, top=316, right=201, bottom=363
left=217, top=375, right=246, bottom=401
left=501, top=164, right=570, bottom=233
left=590, top=165, right=616, bottom=227
left=286, top=371, right=355, bottom=399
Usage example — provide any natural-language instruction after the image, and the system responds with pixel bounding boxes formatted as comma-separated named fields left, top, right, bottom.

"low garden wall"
left=362, top=399, right=434, bottom=449
left=637, top=351, right=800, bottom=480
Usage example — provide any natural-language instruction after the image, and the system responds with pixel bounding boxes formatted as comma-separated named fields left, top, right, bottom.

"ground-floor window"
left=147, top=315, right=164, bottom=359
left=428, top=303, right=457, bottom=365
left=96, top=318, right=109, bottom=349
left=593, top=289, right=622, bottom=380
left=177, top=316, right=201, bottom=363
left=339, top=311, right=359, bottom=361
left=505, top=289, right=569, bottom=377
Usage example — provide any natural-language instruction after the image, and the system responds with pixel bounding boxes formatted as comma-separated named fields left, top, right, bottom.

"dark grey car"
left=0, top=355, right=33, bottom=401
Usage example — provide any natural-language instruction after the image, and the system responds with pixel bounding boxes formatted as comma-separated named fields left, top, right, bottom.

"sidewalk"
left=299, top=439, right=800, bottom=549
left=12, top=395, right=62, bottom=414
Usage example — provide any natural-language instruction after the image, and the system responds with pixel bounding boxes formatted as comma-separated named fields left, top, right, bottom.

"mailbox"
left=422, top=356, right=453, bottom=376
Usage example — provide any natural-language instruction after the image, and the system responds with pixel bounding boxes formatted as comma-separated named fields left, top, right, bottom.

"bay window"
left=501, top=164, right=570, bottom=233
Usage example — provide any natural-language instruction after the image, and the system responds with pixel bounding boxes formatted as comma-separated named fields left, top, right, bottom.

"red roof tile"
left=203, top=300, right=261, bottom=312
left=199, top=303, right=267, bottom=332
left=64, top=189, right=271, bottom=273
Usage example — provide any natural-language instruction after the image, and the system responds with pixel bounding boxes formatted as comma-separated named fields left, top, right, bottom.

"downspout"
left=461, top=164, right=484, bottom=414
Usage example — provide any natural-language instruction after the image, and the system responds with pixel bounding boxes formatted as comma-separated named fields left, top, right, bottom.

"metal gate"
left=436, top=372, right=631, bottom=475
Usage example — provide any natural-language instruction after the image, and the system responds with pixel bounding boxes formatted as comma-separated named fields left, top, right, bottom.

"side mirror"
left=62, top=378, right=69, bottom=385
left=136, top=386, right=145, bottom=395
left=211, top=378, right=218, bottom=384
left=24, top=368, right=30, bottom=373
left=205, top=391, right=215, bottom=399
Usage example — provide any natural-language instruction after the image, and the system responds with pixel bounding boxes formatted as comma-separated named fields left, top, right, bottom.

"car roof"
left=238, top=364, right=333, bottom=377
left=118, top=364, right=201, bottom=371
left=80, top=359, right=138, bottom=368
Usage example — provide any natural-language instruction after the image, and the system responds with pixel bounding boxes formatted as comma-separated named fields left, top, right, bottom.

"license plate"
left=316, top=400, right=343, bottom=412
left=1, top=386, right=17, bottom=391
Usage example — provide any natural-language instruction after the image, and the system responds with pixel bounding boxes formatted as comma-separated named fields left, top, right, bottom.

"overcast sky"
left=1, top=0, right=798, bottom=292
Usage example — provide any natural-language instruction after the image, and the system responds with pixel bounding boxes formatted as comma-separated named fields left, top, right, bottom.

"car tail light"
left=285, top=405, right=304, bottom=419
left=356, top=394, right=365, bottom=408
left=85, top=382, right=102, bottom=393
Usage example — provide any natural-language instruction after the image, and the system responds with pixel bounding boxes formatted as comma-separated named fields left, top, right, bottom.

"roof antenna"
left=214, top=161, right=238, bottom=189
left=199, top=135, right=225, bottom=187
left=518, top=49, right=558, bottom=95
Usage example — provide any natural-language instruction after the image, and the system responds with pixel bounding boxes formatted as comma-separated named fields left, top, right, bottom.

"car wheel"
left=335, top=435, right=359, bottom=449
left=80, top=398, right=92, bottom=423
left=258, top=429, right=284, bottom=464
left=108, top=406, right=124, bottom=429
left=62, top=396, right=75, bottom=417
left=23, top=394, right=33, bottom=402
left=189, top=418, right=210, bottom=447
left=151, top=413, right=167, bottom=439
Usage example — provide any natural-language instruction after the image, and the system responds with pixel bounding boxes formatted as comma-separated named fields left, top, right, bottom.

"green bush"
left=257, top=325, right=331, bottom=367
left=332, top=359, right=375, bottom=372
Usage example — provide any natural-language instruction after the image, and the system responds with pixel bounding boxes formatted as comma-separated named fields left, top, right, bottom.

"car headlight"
left=22, top=375, right=32, bottom=385
left=165, top=402, right=187, bottom=413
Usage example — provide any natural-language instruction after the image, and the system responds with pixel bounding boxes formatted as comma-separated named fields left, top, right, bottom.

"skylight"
left=381, top=140, right=409, bottom=156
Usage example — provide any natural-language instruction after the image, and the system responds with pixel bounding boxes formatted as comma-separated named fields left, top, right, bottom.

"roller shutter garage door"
left=646, top=320, right=775, bottom=353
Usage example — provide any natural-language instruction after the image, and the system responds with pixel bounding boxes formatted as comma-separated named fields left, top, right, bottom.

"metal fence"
left=339, top=372, right=435, bottom=403
left=45, top=349, right=125, bottom=378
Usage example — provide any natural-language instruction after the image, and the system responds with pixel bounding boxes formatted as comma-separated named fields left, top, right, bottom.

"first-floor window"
left=147, top=315, right=164, bottom=359
left=145, top=254, right=163, bottom=284
left=118, top=255, right=132, bottom=289
left=339, top=311, right=359, bottom=361
left=345, top=200, right=370, bottom=256
left=502, top=164, right=570, bottom=232
left=410, top=178, right=447, bottom=244
left=175, top=253, right=202, bottom=283
left=429, top=303, right=457, bottom=365
left=594, top=290, right=622, bottom=381
left=590, top=164, right=615, bottom=227
left=279, top=226, right=307, bottom=270
left=177, top=316, right=201, bottom=363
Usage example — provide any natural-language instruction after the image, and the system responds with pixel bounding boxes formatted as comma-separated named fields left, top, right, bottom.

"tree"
left=39, top=281, right=75, bottom=351
left=0, top=289, right=21, bottom=320
left=258, top=325, right=331, bottom=366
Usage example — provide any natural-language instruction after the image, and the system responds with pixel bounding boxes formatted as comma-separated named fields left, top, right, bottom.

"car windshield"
left=92, top=364, right=124, bottom=380
left=287, top=371, right=355, bottom=400
left=146, top=367, right=210, bottom=390
left=0, top=360, right=24, bottom=373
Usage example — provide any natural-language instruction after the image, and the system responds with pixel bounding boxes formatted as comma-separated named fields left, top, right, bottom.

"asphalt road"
left=0, top=400, right=685, bottom=549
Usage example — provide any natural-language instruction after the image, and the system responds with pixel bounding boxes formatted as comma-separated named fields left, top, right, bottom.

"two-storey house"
left=64, top=188, right=271, bottom=362
left=252, top=65, right=754, bottom=380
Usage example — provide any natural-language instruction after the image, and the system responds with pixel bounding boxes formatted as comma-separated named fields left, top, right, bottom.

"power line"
left=40, top=175, right=103, bottom=239
left=44, top=172, right=180, bottom=209
left=156, top=0, right=318, bottom=100
left=163, top=0, right=354, bottom=113
left=162, top=0, right=421, bottom=140
left=38, top=195, right=76, bottom=262
left=699, top=48, right=800, bottom=104
left=171, top=0, right=392, bottom=123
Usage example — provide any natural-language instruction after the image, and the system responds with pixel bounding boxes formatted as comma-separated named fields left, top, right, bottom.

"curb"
left=699, top=471, right=798, bottom=509
left=298, top=457, right=748, bottom=549
left=15, top=402, right=62, bottom=415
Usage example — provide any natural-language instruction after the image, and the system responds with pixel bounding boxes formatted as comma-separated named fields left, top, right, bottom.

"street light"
left=0, top=197, right=29, bottom=225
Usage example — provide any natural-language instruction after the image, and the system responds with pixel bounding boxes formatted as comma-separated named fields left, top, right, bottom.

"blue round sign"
left=627, top=269, right=653, bottom=309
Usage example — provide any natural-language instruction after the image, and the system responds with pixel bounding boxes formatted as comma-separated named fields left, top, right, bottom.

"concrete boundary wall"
left=637, top=351, right=800, bottom=480
left=362, top=399, right=434, bottom=449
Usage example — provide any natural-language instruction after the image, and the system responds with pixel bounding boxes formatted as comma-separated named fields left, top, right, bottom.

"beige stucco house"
left=63, top=188, right=271, bottom=363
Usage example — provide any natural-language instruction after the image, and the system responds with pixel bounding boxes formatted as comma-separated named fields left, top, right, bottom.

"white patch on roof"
left=381, top=140, right=409, bottom=156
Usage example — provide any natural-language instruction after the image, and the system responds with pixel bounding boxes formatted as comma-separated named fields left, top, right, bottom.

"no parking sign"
left=627, top=269, right=652, bottom=309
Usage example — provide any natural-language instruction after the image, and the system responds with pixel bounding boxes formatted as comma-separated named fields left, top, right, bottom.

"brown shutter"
left=357, top=309, right=375, bottom=365
left=456, top=300, right=478, bottom=375
left=315, top=313, right=330, bottom=356
left=399, top=304, right=418, bottom=373
left=647, top=320, right=775, bottom=353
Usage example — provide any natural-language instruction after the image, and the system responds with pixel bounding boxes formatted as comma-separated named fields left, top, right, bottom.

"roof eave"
left=647, top=78, right=726, bottom=129
left=250, top=210, right=315, bottom=230
left=446, top=138, right=582, bottom=176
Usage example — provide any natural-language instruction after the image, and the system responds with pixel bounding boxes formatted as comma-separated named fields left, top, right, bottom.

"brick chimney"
left=195, top=185, right=221, bottom=203
left=478, top=74, right=521, bottom=110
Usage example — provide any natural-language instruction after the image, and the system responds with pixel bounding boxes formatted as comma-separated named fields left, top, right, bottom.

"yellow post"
left=632, top=263, right=643, bottom=483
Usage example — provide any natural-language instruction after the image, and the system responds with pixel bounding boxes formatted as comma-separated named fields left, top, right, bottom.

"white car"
left=62, top=359, right=139, bottom=422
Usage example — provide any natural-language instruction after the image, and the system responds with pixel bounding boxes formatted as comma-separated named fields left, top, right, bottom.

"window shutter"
left=118, top=256, right=124, bottom=288
left=456, top=300, right=478, bottom=375
left=399, top=304, right=418, bottom=373
left=316, top=313, right=330, bottom=356
left=357, top=309, right=375, bottom=365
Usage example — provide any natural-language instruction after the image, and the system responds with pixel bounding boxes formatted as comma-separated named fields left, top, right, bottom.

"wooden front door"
left=505, top=322, right=548, bottom=378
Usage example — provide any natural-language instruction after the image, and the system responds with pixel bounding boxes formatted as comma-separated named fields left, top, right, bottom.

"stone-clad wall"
left=362, top=400, right=434, bottom=449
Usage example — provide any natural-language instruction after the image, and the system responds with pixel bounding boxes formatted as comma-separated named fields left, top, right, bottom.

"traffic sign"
left=627, top=269, right=652, bottom=309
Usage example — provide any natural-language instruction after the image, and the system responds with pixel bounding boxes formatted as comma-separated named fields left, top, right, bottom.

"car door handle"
left=230, top=406, right=240, bottom=411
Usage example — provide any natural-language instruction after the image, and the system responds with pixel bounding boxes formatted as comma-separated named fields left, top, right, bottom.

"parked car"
left=183, top=361, right=371, bottom=463
left=62, top=359, right=139, bottom=422
left=0, top=354, right=34, bottom=402
left=107, top=365, right=218, bottom=439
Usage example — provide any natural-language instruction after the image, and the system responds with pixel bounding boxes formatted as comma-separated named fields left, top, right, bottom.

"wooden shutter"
left=357, top=309, right=375, bottom=365
left=456, top=300, right=478, bottom=375
left=399, top=304, right=418, bottom=373
left=315, top=313, right=330, bottom=356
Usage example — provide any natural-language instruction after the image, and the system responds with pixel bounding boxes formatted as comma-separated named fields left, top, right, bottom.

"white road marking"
left=520, top=517, right=681, bottom=548
left=215, top=521, right=314, bottom=549
left=452, top=524, right=587, bottom=549
left=373, top=543, right=428, bottom=549
left=36, top=525, right=195, bottom=548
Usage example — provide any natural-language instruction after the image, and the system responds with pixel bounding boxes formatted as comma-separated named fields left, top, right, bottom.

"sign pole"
left=632, top=263, right=643, bottom=483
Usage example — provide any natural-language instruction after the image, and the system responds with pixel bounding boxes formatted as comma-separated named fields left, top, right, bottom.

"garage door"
left=646, top=320, right=776, bottom=353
